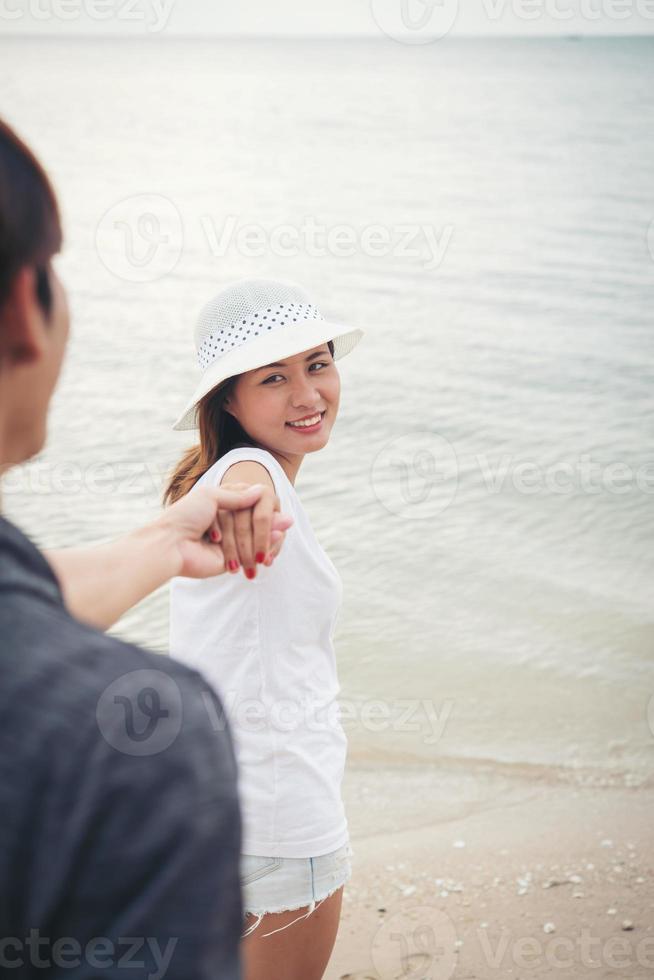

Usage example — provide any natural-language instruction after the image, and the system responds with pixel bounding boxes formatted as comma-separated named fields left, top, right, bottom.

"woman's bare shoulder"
left=221, top=457, right=275, bottom=491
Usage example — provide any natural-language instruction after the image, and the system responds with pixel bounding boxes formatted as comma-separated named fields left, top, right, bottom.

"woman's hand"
left=159, top=483, right=293, bottom=580
left=214, top=481, right=289, bottom=580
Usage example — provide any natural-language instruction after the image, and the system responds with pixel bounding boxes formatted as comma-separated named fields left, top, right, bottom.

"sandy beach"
left=327, top=762, right=654, bottom=979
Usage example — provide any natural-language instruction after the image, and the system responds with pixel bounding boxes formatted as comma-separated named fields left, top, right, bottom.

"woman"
left=164, top=277, right=363, bottom=980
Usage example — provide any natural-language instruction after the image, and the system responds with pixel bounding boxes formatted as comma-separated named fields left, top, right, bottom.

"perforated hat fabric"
left=173, top=278, right=364, bottom=430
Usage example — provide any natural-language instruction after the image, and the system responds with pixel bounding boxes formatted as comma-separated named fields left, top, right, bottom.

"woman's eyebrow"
left=256, top=350, right=330, bottom=371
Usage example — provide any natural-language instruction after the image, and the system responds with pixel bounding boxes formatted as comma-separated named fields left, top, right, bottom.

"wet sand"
left=327, top=762, right=654, bottom=979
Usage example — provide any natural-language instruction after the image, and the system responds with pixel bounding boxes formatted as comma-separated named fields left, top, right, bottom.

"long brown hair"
left=163, top=338, right=335, bottom=506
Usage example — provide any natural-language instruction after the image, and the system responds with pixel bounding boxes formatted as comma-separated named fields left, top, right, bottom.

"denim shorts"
left=239, top=841, right=354, bottom=939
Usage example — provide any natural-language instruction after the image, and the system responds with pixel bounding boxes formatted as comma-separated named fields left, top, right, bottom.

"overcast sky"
left=1, top=0, right=653, bottom=36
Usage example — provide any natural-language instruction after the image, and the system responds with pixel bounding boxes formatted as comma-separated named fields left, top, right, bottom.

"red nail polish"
left=255, top=551, right=265, bottom=563
left=210, top=530, right=219, bottom=542
left=245, top=567, right=256, bottom=579
left=228, top=560, right=238, bottom=571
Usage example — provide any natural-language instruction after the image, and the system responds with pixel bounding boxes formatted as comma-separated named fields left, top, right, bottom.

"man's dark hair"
left=0, top=117, right=62, bottom=316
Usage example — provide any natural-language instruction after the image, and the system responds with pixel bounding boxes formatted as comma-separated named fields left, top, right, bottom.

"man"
left=0, top=117, right=290, bottom=978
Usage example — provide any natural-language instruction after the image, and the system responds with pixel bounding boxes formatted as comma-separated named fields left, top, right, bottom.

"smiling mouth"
left=285, top=411, right=326, bottom=430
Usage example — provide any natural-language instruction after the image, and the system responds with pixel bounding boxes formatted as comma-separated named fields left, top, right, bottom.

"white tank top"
left=169, top=447, right=349, bottom=858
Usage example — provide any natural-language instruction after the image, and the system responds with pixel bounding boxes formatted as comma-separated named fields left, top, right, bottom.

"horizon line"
left=1, top=30, right=653, bottom=39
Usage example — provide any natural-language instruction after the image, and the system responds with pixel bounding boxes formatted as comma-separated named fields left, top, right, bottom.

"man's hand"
left=158, top=483, right=293, bottom=580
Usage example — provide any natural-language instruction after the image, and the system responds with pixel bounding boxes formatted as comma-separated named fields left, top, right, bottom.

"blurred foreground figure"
left=0, top=117, right=246, bottom=979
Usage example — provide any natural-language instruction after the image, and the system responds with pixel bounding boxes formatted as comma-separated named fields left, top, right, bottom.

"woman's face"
left=223, top=343, right=340, bottom=458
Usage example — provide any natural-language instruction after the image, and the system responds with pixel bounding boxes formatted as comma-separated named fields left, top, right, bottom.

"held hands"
left=159, top=483, right=293, bottom=580
left=213, top=481, right=288, bottom=579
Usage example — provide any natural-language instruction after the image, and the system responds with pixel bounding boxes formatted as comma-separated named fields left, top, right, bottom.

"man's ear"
left=0, top=267, right=44, bottom=366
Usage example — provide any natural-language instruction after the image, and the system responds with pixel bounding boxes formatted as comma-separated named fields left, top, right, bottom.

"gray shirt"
left=0, top=515, right=242, bottom=979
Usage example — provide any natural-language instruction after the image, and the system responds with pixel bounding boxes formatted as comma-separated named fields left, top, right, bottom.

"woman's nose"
left=290, top=376, right=320, bottom=408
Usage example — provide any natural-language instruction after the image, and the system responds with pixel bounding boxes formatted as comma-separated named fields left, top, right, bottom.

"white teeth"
left=288, top=413, right=322, bottom=428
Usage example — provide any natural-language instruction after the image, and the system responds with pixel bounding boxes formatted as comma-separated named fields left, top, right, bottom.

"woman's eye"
left=261, top=362, right=328, bottom=384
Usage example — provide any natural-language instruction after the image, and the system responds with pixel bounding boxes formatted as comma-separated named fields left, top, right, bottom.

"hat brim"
left=172, top=319, right=364, bottom=431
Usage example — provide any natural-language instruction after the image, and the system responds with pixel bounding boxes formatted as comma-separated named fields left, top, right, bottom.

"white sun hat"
left=172, top=277, right=364, bottom=431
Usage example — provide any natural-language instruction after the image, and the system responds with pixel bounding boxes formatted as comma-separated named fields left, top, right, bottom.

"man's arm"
left=44, top=518, right=185, bottom=632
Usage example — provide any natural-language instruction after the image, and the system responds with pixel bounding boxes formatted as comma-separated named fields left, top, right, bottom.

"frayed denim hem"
left=241, top=877, right=347, bottom=939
